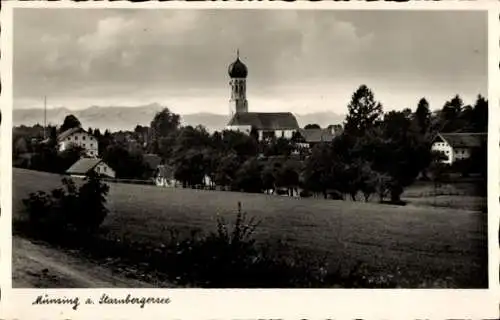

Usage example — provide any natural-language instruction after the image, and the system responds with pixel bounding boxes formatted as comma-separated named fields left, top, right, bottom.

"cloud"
left=13, top=9, right=487, bottom=114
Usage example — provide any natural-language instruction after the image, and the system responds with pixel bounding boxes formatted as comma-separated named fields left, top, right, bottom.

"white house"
left=431, top=132, right=487, bottom=165
left=66, top=158, right=116, bottom=179
left=57, top=127, right=99, bottom=157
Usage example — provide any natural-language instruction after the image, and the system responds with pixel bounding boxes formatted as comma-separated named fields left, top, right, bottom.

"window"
left=83, top=136, right=86, bottom=140
left=103, top=167, right=107, bottom=172
left=90, top=143, right=93, bottom=147
left=75, top=136, right=78, bottom=140
left=67, top=137, right=71, bottom=141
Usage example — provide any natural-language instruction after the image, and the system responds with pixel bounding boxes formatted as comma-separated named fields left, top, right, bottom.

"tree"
left=72, top=173, right=110, bottom=232
left=215, top=152, right=241, bottom=189
left=98, top=130, right=113, bottom=156
left=471, top=95, right=488, bottom=133
left=303, top=143, right=336, bottom=199
left=275, top=160, right=300, bottom=196
left=414, top=98, right=431, bottom=135
left=440, top=94, right=464, bottom=132
left=344, top=85, right=383, bottom=137
left=173, top=149, right=207, bottom=188
left=304, top=124, right=321, bottom=129
left=30, top=142, right=60, bottom=173
left=428, top=151, right=449, bottom=203
left=150, top=108, right=181, bottom=154
left=263, top=137, right=293, bottom=157
left=59, top=145, right=86, bottom=172
left=221, top=130, right=259, bottom=159
left=102, top=142, right=146, bottom=179
left=372, top=110, right=430, bottom=203
left=234, top=157, right=263, bottom=193
left=60, top=114, right=82, bottom=132
left=261, top=162, right=276, bottom=194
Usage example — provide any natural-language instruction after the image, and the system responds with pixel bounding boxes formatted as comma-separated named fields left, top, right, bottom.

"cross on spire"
left=237, top=48, right=240, bottom=59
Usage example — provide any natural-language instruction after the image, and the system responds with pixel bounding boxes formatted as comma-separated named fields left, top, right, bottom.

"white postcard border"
left=1, top=1, right=499, bottom=319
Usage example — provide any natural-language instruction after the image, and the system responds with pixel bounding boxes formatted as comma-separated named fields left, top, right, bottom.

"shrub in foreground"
left=22, top=173, right=110, bottom=234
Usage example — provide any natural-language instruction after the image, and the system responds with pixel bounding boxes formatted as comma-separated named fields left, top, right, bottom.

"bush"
left=22, top=173, right=110, bottom=235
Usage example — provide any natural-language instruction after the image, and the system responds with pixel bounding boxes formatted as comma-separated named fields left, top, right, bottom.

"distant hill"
left=13, top=104, right=345, bottom=132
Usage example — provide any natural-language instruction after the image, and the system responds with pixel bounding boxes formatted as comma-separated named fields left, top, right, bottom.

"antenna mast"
left=43, top=96, right=47, bottom=140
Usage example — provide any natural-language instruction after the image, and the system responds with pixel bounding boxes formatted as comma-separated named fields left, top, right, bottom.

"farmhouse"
left=225, top=50, right=300, bottom=140
left=155, top=164, right=213, bottom=188
left=66, top=158, right=116, bottom=178
left=295, top=127, right=338, bottom=148
left=57, top=127, right=99, bottom=157
left=431, top=132, right=487, bottom=165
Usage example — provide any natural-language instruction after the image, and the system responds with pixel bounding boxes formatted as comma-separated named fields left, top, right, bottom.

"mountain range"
left=13, top=103, right=345, bottom=132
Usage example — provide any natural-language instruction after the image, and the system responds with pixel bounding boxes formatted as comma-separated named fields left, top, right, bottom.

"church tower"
left=228, top=49, right=248, bottom=115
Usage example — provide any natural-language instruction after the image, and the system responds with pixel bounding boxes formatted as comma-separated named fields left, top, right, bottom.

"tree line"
left=13, top=85, right=487, bottom=203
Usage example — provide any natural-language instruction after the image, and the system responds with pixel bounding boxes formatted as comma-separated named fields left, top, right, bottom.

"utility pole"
left=43, top=95, right=47, bottom=140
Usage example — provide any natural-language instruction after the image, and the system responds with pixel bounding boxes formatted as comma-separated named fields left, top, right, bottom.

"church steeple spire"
left=228, top=50, right=248, bottom=115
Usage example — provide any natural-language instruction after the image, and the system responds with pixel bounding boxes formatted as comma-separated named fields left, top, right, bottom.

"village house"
left=431, top=132, right=487, bottom=165
left=295, top=125, right=342, bottom=149
left=66, top=158, right=116, bottom=179
left=57, top=127, right=99, bottom=157
left=154, top=164, right=213, bottom=188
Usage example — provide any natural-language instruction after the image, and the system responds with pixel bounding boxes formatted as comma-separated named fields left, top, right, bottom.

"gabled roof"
left=66, top=158, right=102, bottom=175
left=436, top=132, right=487, bottom=148
left=227, top=112, right=299, bottom=130
left=298, top=128, right=335, bottom=143
left=57, top=127, right=86, bottom=141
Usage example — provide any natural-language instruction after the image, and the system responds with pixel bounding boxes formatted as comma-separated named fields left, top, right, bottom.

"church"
left=225, top=51, right=300, bottom=141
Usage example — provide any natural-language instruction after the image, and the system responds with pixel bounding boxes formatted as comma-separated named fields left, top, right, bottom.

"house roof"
left=227, top=112, right=299, bottom=130
left=66, top=158, right=102, bottom=175
left=157, top=164, right=175, bottom=179
left=298, top=128, right=335, bottom=143
left=57, top=127, right=86, bottom=141
left=437, top=133, right=487, bottom=148
left=143, top=154, right=162, bottom=170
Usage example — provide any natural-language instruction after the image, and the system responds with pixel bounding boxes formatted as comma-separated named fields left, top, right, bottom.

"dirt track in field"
left=12, top=236, right=154, bottom=288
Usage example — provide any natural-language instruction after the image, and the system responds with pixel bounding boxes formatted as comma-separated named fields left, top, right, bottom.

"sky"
left=13, top=9, right=487, bottom=115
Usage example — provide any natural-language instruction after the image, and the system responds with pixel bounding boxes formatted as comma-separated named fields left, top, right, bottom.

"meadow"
left=12, top=168, right=488, bottom=287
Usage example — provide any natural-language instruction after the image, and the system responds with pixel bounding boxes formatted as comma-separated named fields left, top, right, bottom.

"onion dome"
left=228, top=50, right=248, bottom=78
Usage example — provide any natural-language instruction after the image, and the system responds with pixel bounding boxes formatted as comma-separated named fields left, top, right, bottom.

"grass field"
left=12, top=168, right=488, bottom=287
